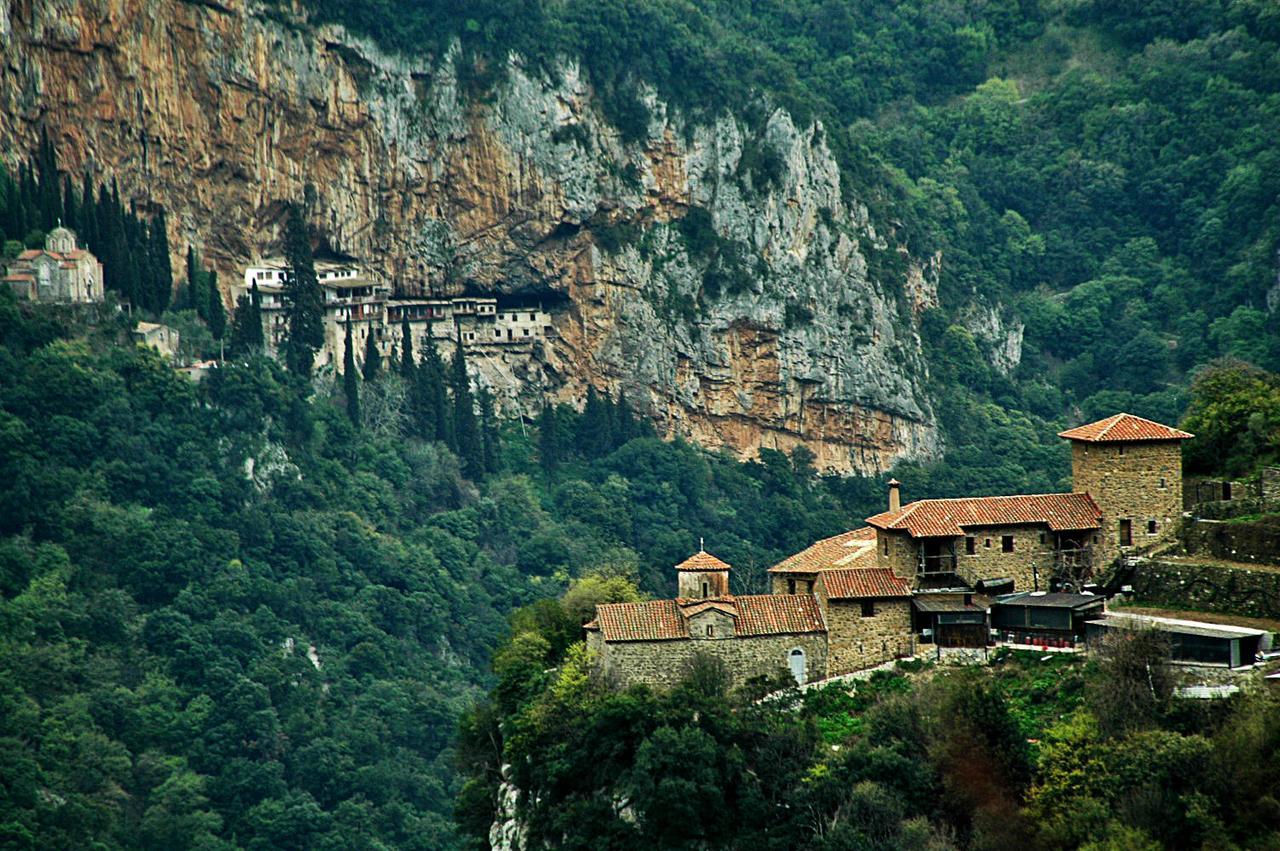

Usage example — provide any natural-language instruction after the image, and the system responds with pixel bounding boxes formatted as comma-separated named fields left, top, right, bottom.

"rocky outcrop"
left=0, top=0, right=942, bottom=473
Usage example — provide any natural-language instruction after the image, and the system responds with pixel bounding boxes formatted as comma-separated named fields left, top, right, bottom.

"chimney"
left=888, top=479, right=901, bottom=513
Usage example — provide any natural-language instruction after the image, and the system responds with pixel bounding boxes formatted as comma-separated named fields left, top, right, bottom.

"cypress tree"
left=400, top=318, right=414, bottom=379
left=61, top=174, right=76, bottom=231
left=150, top=209, right=173, bottom=313
left=186, top=245, right=203, bottom=316
left=79, top=176, right=96, bottom=251
left=362, top=325, right=381, bottom=381
left=615, top=388, right=634, bottom=447
left=207, top=269, right=226, bottom=340
left=478, top=386, right=501, bottom=474
left=579, top=386, right=616, bottom=458
left=343, top=321, right=360, bottom=426
left=282, top=203, right=324, bottom=377
left=230, top=281, right=266, bottom=354
left=537, top=402, right=560, bottom=469
left=450, top=339, right=481, bottom=470
left=417, top=339, right=451, bottom=445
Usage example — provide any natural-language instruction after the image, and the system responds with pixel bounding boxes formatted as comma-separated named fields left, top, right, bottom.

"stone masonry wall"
left=822, top=598, right=913, bottom=676
left=1181, top=517, right=1280, bottom=567
left=598, top=632, right=828, bottom=690
left=1131, top=559, right=1280, bottom=620
left=770, top=573, right=817, bottom=595
left=957, top=525, right=1059, bottom=592
left=1072, top=441, right=1182, bottom=566
left=877, top=530, right=917, bottom=581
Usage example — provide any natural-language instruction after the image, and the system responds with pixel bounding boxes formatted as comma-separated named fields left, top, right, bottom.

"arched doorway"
left=788, top=648, right=807, bottom=685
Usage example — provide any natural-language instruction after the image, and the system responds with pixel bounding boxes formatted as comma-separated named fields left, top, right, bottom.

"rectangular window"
left=1147, top=520, right=1157, bottom=535
left=1039, top=532, right=1046, bottom=544
left=787, top=578, right=796, bottom=595
left=965, top=536, right=976, bottom=555
left=1001, top=536, right=1014, bottom=553
left=805, top=580, right=814, bottom=594
left=1159, top=477, right=1167, bottom=489
left=1118, top=445, right=1126, bottom=456
left=984, top=538, right=992, bottom=549
left=883, top=538, right=889, bottom=556
left=861, top=600, right=875, bottom=617
left=1119, top=519, right=1133, bottom=547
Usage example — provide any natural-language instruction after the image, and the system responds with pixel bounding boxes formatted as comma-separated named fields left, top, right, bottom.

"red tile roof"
left=674, top=550, right=731, bottom=571
left=769, top=527, right=877, bottom=573
left=866, top=492, right=1101, bottom=538
left=1058, top=413, right=1193, bottom=442
left=733, top=594, right=826, bottom=636
left=822, top=568, right=912, bottom=599
left=592, top=594, right=825, bottom=641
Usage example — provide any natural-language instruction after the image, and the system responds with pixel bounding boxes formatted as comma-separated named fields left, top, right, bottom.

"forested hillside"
left=297, top=0, right=1280, bottom=491
left=0, top=293, right=889, bottom=848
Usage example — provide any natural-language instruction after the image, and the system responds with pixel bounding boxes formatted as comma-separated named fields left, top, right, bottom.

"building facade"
left=3, top=227, right=103, bottom=303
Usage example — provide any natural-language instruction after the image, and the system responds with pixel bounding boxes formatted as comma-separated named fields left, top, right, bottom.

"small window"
left=702, top=581, right=709, bottom=597
left=1147, top=520, right=1157, bottom=535
left=787, top=578, right=796, bottom=595
left=805, top=580, right=814, bottom=594
left=861, top=600, right=875, bottom=617
left=1118, top=445, right=1126, bottom=456
left=883, top=538, right=889, bottom=556
left=965, top=536, right=976, bottom=555
left=1119, top=519, right=1133, bottom=547
left=984, top=538, right=992, bottom=549
left=706, top=624, right=714, bottom=637
left=1038, top=532, right=1045, bottom=544
left=1001, top=536, right=1014, bottom=553
left=1158, top=477, right=1167, bottom=489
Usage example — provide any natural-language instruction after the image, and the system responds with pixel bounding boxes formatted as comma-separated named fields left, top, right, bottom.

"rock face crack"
left=0, top=0, right=942, bottom=473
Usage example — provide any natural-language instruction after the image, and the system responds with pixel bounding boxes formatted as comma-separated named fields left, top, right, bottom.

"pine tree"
left=343, top=321, right=360, bottom=426
left=362, top=326, right=381, bottom=381
left=281, top=203, right=324, bottom=377
left=537, top=402, right=560, bottom=469
left=207, top=269, right=226, bottom=340
left=478, top=386, right=501, bottom=474
left=450, top=339, right=482, bottom=471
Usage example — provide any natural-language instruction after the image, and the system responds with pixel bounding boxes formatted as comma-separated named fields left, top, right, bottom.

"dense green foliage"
left=460, top=603, right=1280, bottom=850
left=0, top=132, right=174, bottom=313
left=290, top=0, right=1280, bottom=489
left=0, top=297, right=895, bottom=847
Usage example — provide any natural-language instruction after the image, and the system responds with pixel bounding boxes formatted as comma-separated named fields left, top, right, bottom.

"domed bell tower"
left=675, top=547, right=731, bottom=599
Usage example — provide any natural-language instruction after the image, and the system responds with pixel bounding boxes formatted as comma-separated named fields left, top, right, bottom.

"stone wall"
left=1181, top=517, right=1280, bottom=567
left=677, top=569, right=730, bottom=599
left=770, top=573, right=817, bottom=595
left=957, top=525, right=1059, bottom=592
left=1130, top=559, right=1280, bottom=620
left=822, top=598, right=913, bottom=676
left=1072, top=441, right=1182, bottom=566
left=877, top=530, right=917, bottom=581
left=597, top=632, right=828, bottom=690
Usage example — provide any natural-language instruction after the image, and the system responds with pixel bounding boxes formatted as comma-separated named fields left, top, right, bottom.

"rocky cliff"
left=0, top=0, right=942, bottom=473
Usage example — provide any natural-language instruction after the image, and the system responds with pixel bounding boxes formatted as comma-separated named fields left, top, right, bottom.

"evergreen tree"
left=343, top=321, right=360, bottom=426
left=450, top=339, right=482, bottom=472
left=98, top=182, right=126, bottom=299
left=415, top=340, right=451, bottom=445
left=207, top=269, right=226, bottom=340
left=229, top=282, right=266, bottom=355
left=79, top=176, right=96, bottom=251
left=478, top=386, right=501, bottom=474
left=400, top=318, right=414, bottom=379
left=537, top=402, right=560, bottom=469
left=281, top=204, right=324, bottom=377
left=579, top=386, right=616, bottom=458
left=616, top=388, right=635, bottom=447
left=149, top=209, right=173, bottom=313
left=61, top=174, right=76, bottom=231
left=362, top=326, right=381, bottom=381
left=186, top=245, right=204, bottom=317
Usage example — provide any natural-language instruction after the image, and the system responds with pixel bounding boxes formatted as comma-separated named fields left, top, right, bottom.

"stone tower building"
left=1061, top=413, right=1193, bottom=567
left=675, top=550, right=731, bottom=599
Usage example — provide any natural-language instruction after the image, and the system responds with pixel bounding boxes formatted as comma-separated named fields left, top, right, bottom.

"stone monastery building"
left=588, top=413, right=1193, bottom=689
left=3, top=226, right=103, bottom=303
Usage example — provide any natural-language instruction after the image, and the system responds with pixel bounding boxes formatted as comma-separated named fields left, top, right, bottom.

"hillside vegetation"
left=294, top=0, right=1280, bottom=488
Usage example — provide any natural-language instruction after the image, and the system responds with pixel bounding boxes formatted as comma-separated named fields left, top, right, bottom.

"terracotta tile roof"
left=3, top=273, right=34, bottom=282
left=16, top=250, right=41, bottom=260
left=674, top=550, right=731, bottom=571
left=1058, top=413, right=1193, bottom=442
left=594, top=599, right=687, bottom=641
left=866, top=492, right=1101, bottom=538
left=732, top=594, right=826, bottom=636
left=821, top=568, right=912, bottom=599
left=592, top=594, right=826, bottom=641
left=769, top=527, right=878, bottom=573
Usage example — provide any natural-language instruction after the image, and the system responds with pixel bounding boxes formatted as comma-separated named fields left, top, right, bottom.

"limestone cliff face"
left=0, top=0, right=942, bottom=473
